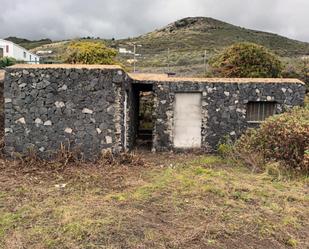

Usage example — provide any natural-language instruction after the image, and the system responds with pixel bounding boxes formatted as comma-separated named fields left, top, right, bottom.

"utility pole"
left=133, top=44, right=142, bottom=73
left=133, top=44, right=136, bottom=73
left=301, top=56, right=309, bottom=83
left=203, top=50, right=207, bottom=76
left=167, top=48, right=170, bottom=73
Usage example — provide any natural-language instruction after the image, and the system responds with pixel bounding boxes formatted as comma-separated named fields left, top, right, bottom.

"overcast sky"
left=0, top=0, right=308, bottom=42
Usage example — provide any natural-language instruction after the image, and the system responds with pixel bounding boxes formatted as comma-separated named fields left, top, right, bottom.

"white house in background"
left=0, top=39, right=40, bottom=64
left=36, top=50, right=53, bottom=55
left=119, top=47, right=133, bottom=54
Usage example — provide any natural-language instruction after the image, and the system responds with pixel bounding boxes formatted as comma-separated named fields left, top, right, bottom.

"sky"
left=0, top=0, right=308, bottom=42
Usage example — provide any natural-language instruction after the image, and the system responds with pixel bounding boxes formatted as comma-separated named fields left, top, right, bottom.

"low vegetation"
left=219, top=107, right=309, bottom=173
left=0, top=152, right=308, bottom=249
left=283, top=57, right=309, bottom=90
left=0, top=57, right=16, bottom=69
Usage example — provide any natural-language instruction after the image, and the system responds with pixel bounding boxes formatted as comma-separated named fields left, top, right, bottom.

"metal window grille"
left=247, top=102, right=276, bottom=122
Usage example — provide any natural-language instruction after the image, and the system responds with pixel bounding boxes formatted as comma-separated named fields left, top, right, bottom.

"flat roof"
left=129, top=73, right=304, bottom=84
left=5, top=65, right=305, bottom=85
left=8, top=64, right=122, bottom=69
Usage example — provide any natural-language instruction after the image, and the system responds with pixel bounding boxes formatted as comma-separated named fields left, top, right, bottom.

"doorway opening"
left=132, top=83, right=154, bottom=150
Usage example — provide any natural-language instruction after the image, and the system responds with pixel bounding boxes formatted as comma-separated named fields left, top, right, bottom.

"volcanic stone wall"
left=151, top=80, right=306, bottom=151
left=0, top=70, right=4, bottom=134
left=4, top=65, right=128, bottom=159
left=4, top=66, right=307, bottom=157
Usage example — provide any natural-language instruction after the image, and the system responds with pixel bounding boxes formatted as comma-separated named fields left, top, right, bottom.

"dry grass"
left=0, top=153, right=308, bottom=249
left=129, top=73, right=303, bottom=84
left=8, top=64, right=121, bottom=69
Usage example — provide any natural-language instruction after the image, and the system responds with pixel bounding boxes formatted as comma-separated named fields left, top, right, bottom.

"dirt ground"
left=0, top=152, right=308, bottom=249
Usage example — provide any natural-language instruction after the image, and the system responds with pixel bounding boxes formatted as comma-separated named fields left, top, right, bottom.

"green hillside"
left=118, top=17, right=309, bottom=56
left=7, top=17, right=309, bottom=76
left=112, top=17, right=309, bottom=74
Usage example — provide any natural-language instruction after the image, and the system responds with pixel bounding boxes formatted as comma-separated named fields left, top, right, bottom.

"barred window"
left=247, top=102, right=276, bottom=122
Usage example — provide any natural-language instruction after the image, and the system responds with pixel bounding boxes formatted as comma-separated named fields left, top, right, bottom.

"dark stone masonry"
left=3, top=65, right=306, bottom=159
left=4, top=65, right=129, bottom=158
left=148, top=78, right=305, bottom=151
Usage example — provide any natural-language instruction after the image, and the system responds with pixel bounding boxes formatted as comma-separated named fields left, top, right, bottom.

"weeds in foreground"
left=99, top=150, right=145, bottom=167
left=5, top=145, right=146, bottom=173
left=0, top=154, right=308, bottom=249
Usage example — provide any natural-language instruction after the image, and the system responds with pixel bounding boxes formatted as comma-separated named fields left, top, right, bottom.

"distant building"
left=36, top=50, right=53, bottom=55
left=119, top=47, right=133, bottom=54
left=0, top=39, right=40, bottom=64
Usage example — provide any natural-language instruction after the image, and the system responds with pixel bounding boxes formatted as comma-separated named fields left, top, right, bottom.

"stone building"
left=3, top=65, right=306, bottom=159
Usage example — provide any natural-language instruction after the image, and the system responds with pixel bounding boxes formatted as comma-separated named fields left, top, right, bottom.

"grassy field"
left=0, top=153, right=308, bottom=249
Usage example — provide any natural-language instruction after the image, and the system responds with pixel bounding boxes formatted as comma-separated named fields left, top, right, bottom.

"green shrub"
left=209, top=42, right=283, bottom=78
left=0, top=57, right=16, bottom=68
left=282, top=58, right=309, bottom=91
left=217, top=143, right=233, bottom=158
left=217, top=133, right=265, bottom=171
left=64, top=41, right=117, bottom=65
left=217, top=136, right=234, bottom=158
left=235, top=107, right=309, bottom=172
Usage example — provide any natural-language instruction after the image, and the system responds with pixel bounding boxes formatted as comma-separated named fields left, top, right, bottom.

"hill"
left=4, top=36, right=53, bottom=50
left=112, top=17, right=309, bottom=75
left=118, top=17, right=309, bottom=56
left=9, top=17, right=309, bottom=76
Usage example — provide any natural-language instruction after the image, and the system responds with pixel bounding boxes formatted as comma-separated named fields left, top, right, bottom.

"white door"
left=173, top=93, right=202, bottom=148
